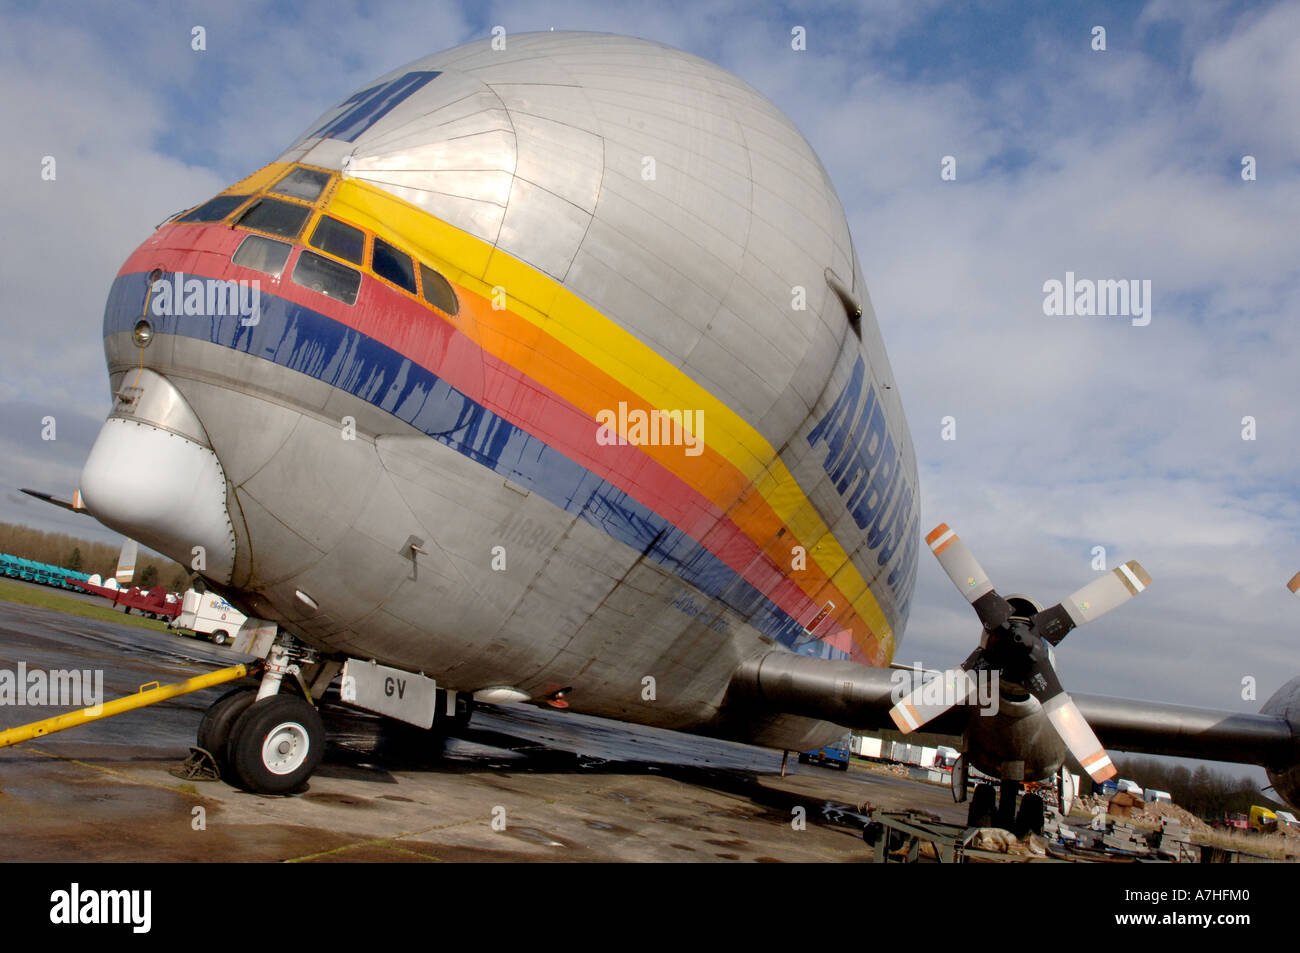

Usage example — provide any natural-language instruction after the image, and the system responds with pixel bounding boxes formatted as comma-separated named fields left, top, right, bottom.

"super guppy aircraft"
left=50, top=32, right=1298, bottom=807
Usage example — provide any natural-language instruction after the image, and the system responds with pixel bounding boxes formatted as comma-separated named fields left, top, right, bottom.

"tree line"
left=1111, top=755, right=1286, bottom=820
left=0, top=521, right=189, bottom=593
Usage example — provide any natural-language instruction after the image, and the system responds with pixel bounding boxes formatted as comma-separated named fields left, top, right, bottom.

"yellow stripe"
left=328, top=175, right=895, bottom=659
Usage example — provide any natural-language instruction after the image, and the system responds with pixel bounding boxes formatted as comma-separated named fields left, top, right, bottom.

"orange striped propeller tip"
left=925, top=524, right=952, bottom=544
left=925, top=523, right=959, bottom=554
left=1287, top=571, right=1300, bottom=595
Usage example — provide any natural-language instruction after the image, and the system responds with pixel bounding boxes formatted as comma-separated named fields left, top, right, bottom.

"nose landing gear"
left=197, top=633, right=328, bottom=795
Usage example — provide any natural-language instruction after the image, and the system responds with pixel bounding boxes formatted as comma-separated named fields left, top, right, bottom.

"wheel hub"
left=261, top=721, right=310, bottom=775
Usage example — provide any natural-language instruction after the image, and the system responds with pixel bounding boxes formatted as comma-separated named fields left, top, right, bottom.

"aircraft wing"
left=1072, top=692, right=1295, bottom=767
left=728, top=652, right=1300, bottom=808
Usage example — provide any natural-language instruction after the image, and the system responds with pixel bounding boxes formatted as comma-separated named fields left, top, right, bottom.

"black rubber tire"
left=196, top=687, right=257, bottom=773
left=1015, top=792, right=1045, bottom=838
left=863, top=822, right=883, bottom=846
left=211, top=630, right=229, bottom=646
left=967, top=782, right=998, bottom=829
left=226, top=694, right=325, bottom=794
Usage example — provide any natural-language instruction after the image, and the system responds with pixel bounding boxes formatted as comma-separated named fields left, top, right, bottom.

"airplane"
left=22, top=31, right=1300, bottom=819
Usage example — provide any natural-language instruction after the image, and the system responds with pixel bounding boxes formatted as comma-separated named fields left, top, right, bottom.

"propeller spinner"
left=889, top=523, right=1152, bottom=783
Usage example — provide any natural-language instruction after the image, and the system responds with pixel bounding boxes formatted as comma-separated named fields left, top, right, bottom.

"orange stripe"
left=457, top=283, right=887, bottom=660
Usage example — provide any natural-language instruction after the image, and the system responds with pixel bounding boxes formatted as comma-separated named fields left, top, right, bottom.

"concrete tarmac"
left=0, top=598, right=965, bottom=862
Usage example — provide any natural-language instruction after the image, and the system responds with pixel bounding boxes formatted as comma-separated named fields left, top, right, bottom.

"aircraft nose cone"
left=79, top=369, right=237, bottom=584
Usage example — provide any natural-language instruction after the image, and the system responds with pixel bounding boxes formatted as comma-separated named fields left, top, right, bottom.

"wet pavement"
left=0, top=598, right=965, bottom=862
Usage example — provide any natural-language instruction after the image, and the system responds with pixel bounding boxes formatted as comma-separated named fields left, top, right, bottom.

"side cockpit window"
left=232, top=235, right=292, bottom=277
left=236, top=197, right=312, bottom=239
left=419, top=263, right=459, bottom=315
left=177, top=194, right=250, bottom=223
left=293, top=250, right=361, bottom=305
left=270, top=167, right=331, bottom=202
left=373, top=237, right=417, bottom=295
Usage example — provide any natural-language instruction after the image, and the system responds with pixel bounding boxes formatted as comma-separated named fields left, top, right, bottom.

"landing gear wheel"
left=1015, top=792, right=1045, bottom=838
left=967, top=782, right=997, bottom=829
left=196, top=687, right=257, bottom=776
left=226, top=694, right=324, bottom=794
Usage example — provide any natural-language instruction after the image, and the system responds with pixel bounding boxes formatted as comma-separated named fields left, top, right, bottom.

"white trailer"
left=854, top=735, right=883, bottom=759
left=171, top=590, right=246, bottom=645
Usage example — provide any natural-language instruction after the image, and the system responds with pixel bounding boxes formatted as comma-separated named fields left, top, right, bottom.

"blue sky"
left=0, top=0, right=1297, bottom=779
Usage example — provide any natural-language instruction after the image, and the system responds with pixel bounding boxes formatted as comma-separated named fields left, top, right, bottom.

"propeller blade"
left=1040, top=693, right=1117, bottom=782
left=926, top=524, right=1012, bottom=629
left=1288, top=571, right=1300, bottom=600
left=1023, top=649, right=1065, bottom=702
left=1034, top=560, right=1152, bottom=645
left=889, top=667, right=977, bottom=734
left=1020, top=645, right=1115, bottom=781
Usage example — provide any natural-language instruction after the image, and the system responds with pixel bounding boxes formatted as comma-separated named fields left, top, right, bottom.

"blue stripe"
left=106, top=271, right=850, bottom=661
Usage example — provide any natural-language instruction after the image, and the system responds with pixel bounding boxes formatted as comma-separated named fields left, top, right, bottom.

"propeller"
left=1288, top=571, right=1300, bottom=600
left=889, top=523, right=1152, bottom=783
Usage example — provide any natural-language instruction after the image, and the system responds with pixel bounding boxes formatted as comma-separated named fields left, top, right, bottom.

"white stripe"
left=928, top=528, right=955, bottom=551
left=1118, top=562, right=1144, bottom=593
left=900, top=704, right=919, bottom=731
left=1086, top=755, right=1113, bottom=778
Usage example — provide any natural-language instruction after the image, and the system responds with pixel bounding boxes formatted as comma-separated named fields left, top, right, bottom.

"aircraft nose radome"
left=79, top=369, right=237, bottom=585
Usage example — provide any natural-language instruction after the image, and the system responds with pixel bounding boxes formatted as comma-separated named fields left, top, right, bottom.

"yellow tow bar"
left=0, top=663, right=252, bottom=748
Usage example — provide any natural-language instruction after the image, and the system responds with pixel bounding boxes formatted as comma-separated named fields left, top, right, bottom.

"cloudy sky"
left=1, top=1, right=1296, bottom=774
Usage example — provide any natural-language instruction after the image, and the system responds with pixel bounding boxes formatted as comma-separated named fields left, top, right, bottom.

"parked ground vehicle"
left=1249, top=805, right=1278, bottom=832
left=170, top=590, right=246, bottom=645
left=799, top=732, right=852, bottom=770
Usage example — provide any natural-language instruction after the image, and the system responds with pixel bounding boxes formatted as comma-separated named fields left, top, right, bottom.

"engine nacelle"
left=1261, top=676, right=1300, bottom=811
left=966, top=690, right=1065, bottom=782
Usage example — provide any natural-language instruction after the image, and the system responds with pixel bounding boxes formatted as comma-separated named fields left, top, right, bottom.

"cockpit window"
left=309, top=215, right=366, bottom=265
left=231, top=235, right=292, bottom=277
left=177, top=194, right=250, bottom=223
left=373, top=237, right=417, bottom=295
left=419, top=263, right=459, bottom=315
left=236, top=197, right=312, bottom=240
left=270, top=167, right=331, bottom=202
left=293, top=250, right=361, bottom=305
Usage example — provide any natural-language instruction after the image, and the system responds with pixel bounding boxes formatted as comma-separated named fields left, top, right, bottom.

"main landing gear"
left=965, top=779, right=1045, bottom=837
